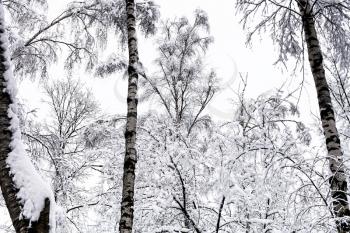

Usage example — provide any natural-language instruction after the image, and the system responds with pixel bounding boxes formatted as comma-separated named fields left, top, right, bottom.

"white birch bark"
left=298, top=0, right=350, bottom=231
left=119, top=0, right=140, bottom=232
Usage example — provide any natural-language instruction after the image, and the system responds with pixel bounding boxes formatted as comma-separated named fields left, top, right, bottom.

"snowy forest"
left=1, top=0, right=350, bottom=232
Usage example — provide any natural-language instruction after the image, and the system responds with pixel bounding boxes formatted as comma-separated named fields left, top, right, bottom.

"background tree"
left=142, top=9, right=217, bottom=134
left=138, top=10, right=218, bottom=230
left=22, top=78, right=99, bottom=232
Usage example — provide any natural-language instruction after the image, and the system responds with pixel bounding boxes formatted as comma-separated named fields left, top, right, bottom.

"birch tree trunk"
left=0, top=2, right=50, bottom=233
left=119, top=0, right=139, bottom=232
left=298, top=0, right=350, bottom=231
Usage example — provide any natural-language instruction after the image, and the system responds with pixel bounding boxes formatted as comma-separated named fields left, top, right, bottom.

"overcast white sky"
left=18, top=0, right=319, bottom=122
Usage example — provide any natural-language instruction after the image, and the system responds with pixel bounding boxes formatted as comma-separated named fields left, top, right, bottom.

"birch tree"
left=236, top=0, right=350, bottom=230
left=0, top=1, right=53, bottom=232
left=119, top=0, right=142, bottom=232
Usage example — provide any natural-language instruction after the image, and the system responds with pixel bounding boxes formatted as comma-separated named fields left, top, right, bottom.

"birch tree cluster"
left=1, top=0, right=350, bottom=233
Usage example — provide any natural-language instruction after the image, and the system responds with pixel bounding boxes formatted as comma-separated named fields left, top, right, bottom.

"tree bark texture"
left=298, top=0, right=350, bottom=231
left=0, top=2, right=50, bottom=232
left=119, top=0, right=139, bottom=232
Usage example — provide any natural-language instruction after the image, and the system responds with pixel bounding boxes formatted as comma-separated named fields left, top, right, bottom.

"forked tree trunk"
left=298, top=0, right=350, bottom=231
left=119, top=0, right=140, bottom=232
left=0, top=2, right=50, bottom=233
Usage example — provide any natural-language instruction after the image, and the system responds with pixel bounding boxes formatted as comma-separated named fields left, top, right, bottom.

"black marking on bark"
left=326, top=135, right=340, bottom=144
left=124, top=129, right=136, bottom=138
left=127, top=111, right=137, bottom=118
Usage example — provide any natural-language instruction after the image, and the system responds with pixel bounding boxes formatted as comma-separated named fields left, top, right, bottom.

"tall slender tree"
left=297, top=1, right=350, bottom=231
left=119, top=0, right=140, bottom=232
left=236, top=0, right=350, bottom=230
